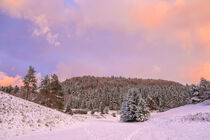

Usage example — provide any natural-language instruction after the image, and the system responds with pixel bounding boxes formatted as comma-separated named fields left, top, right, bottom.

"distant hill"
left=62, top=76, right=183, bottom=88
left=62, top=76, right=189, bottom=111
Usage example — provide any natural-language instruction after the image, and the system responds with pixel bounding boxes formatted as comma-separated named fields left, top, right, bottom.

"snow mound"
left=0, top=92, right=83, bottom=139
left=202, top=99, right=210, bottom=105
left=169, top=112, right=210, bottom=123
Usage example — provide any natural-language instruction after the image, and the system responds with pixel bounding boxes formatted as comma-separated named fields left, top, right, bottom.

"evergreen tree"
left=135, top=97, right=150, bottom=122
left=50, top=74, right=62, bottom=95
left=99, top=102, right=105, bottom=114
left=40, top=75, right=50, bottom=94
left=13, top=85, right=19, bottom=94
left=120, top=89, right=150, bottom=122
left=81, top=100, right=86, bottom=109
left=6, top=85, right=13, bottom=93
left=0, top=86, right=3, bottom=91
left=23, top=66, right=37, bottom=99
left=65, top=103, right=73, bottom=115
left=104, top=106, right=109, bottom=114
left=120, top=89, right=138, bottom=122
left=190, top=77, right=210, bottom=103
left=49, top=74, right=64, bottom=110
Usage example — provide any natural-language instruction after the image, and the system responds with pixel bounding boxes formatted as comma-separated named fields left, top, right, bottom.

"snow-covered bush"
left=73, top=109, right=88, bottom=114
left=64, top=104, right=73, bottom=115
left=185, top=113, right=210, bottom=122
left=170, top=113, right=210, bottom=122
left=120, top=89, right=150, bottom=122
left=91, top=110, right=95, bottom=115
left=112, top=113, right=116, bottom=117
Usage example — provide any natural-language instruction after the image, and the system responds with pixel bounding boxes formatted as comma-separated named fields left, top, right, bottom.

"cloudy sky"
left=0, top=0, right=210, bottom=86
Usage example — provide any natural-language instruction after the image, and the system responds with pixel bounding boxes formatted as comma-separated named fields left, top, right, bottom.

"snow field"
left=1, top=92, right=210, bottom=140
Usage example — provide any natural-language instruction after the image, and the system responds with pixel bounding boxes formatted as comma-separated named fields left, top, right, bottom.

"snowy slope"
left=0, top=92, right=84, bottom=139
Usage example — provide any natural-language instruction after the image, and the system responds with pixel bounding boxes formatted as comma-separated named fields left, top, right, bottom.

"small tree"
left=81, top=100, right=86, bottom=109
left=104, top=106, right=109, bottom=114
left=6, top=86, right=13, bottom=93
left=99, top=102, right=105, bottom=114
left=65, top=104, right=73, bottom=115
left=23, top=66, right=37, bottom=99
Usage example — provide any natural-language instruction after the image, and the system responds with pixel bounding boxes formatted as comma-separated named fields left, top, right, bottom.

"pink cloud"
left=0, top=0, right=66, bottom=46
left=184, top=62, right=210, bottom=84
left=0, top=72, right=23, bottom=87
left=1, top=0, right=210, bottom=84
left=1, top=0, right=209, bottom=47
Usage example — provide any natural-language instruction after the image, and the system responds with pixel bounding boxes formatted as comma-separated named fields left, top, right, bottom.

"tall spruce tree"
left=120, top=89, right=138, bottom=122
left=23, top=66, right=37, bottom=99
left=50, top=74, right=64, bottom=110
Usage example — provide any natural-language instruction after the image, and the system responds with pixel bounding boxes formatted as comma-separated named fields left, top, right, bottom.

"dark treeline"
left=1, top=66, right=210, bottom=114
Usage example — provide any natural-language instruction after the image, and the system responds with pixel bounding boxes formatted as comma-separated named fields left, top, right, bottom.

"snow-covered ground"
left=1, top=92, right=210, bottom=140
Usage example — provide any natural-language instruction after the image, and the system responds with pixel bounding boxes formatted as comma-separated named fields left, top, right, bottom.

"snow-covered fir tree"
left=120, top=89, right=137, bottom=122
left=120, top=88, right=150, bottom=122
left=135, top=97, right=150, bottom=122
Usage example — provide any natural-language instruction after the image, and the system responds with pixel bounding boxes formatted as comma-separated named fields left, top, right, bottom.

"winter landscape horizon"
left=1, top=0, right=210, bottom=140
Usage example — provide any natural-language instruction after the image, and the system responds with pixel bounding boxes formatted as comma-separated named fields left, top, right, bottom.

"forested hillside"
left=62, top=76, right=190, bottom=112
